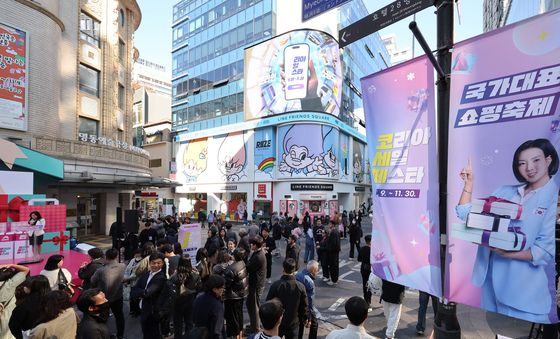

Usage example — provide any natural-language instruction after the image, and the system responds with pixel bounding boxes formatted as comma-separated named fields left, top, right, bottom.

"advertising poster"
left=179, top=223, right=201, bottom=265
left=361, top=56, right=441, bottom=296
left=277, top=123, right=339, bottom=179
left=254, top=127, right=276, bottom=181
left=446, top=10, right=560, bottom=323
left=244, top=30, right=342, bottom=119
left=339, top=133, right=351, bottom=182
left=352, top=139, right=366, bottom=183
left=176, top=138, right=208, bottom=184
left=0, top=23, right=27, bottom=131
left=214, top=131, right=248, bottom=182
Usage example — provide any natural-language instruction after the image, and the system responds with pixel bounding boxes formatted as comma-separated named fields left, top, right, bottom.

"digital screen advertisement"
left=244, top=29, right=343, bottom=120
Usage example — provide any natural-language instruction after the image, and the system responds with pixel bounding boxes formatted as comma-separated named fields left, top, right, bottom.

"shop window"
left=149, top=159, right=162, bottom=168
left=79, top=64, right=100, bottom=97
left=80, top=12, right=100, bottom=47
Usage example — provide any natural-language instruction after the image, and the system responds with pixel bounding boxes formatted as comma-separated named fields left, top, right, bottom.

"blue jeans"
left=304, top=240, right=315, bottom=262
left=416, top=291, right=438, bottom=332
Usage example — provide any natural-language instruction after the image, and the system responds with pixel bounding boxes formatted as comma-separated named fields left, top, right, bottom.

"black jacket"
left=224, top=260, right=249, bottom=300
left=78, top=259, right=104, bottom=289
left=9, top=293, right=43, bottom=339
left=205, top=235, right=221, bottom=258
left=225, top=230, right=240, bottom=245
left=77, top=314, right=110, bottom=339
left=193, top=291, right=226, bottom=339
left=326, top=229, right=340, bottom=253
left=357, top=245, right=371, bottom=272
left=246, top=248, right=266, bottom=290
left=285, top=243, right=300, bottom=270
left=381, top=280, right=405, bottom=304
left=131, top=270, right=167, bottom=321
left=266, top=275, right=308, bottom=330
left=263, top=235, right=276, bottom=256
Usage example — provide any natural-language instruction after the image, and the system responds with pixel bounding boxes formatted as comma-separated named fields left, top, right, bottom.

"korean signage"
left=0, top=22, right=27, bottom=131
left=290, top=183, right=333, bottom=191
left=361, top=56, right=441, bottom=296
left=445, top=10, right=560, bottom=324
left=78, top=133, right=149, bottom=156
left=302, top=0, right=351, bottom=22
left=244, top=29, right=342, bottom=120
left=254, top=182, right=272, bottom=200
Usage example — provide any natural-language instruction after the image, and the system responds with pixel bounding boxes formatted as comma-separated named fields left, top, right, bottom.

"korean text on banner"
left=446, top=9, right=560, bottom=324
left=179, top=223, right=201, bottom=265
left=360, top=56, right=441, bottom=296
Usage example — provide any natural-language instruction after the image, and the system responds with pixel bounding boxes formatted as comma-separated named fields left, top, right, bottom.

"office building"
left=484, top=0, right=560, bottom=31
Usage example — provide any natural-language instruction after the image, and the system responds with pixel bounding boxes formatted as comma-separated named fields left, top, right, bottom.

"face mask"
left=91, top=302, right=111, bottom=322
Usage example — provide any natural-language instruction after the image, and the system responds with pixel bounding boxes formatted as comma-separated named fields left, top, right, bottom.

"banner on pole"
left=446, top=9, right=560, bottom=323
left=179, top=223, right=201, bottom=264
left=361, top=56, right=441, bottom=296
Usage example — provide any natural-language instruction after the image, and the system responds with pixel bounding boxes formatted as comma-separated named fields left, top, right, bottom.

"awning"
left=0, top=139, right=64, bottom=179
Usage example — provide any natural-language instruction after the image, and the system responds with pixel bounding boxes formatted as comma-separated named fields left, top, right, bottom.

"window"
left=79, top=117, right=98, bottom=136
left=80, top=12, right=100, bottom=47
left=79, top=64, right=99, bottom=97
left=149, top=159, right=162, bottom=168
left=118, top=84, right=125, bottom=110
left=118, top=39, right=126, bottom=61
left=119, top=9, right=125, bottom=27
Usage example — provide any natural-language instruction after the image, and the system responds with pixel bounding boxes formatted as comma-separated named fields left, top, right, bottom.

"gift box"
left=0, top=223, right=7, bottom=233
left=371, top=252, right=400, bottom=281
left=0, top=233, right=14, bottom=260
left=8, top=221, right=29, bottom=233
left=19, top=204, right=67, bottom=233
left=471, top=197, right=522, bottom=220
left=0, top=194, right=46, bottom=223
left=452, top=223, right=527, bottom=251
left=13, top=232, right=31, bottom=259
left=466, top=212, right=511, bottom=233
left=41, top=231, right=70, bottom=254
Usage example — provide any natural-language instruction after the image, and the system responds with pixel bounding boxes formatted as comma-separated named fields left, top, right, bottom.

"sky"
left=133, top=0, right=485, bottom=76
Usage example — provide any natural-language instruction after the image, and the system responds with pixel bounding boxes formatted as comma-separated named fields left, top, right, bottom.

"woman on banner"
left=457, top=138, right=558, bottom=322
left=27, top=211, right=46, bottom=256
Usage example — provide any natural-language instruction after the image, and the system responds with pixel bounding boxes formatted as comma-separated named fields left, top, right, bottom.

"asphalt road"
left=107, top=218, right=536, bottom=338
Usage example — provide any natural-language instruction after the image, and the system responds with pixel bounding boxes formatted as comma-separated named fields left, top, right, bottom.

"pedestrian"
left=381, top=280, right=405, bottom=339
left=123, top=249, right=142, bottom=316
left=341, top=211, right=349, bottom=239
left=325, top=296, right=376, bottom=339
left=261, top=227, right=276, bottom=283
left=0, top=264, right=30, bottom=338
left=206, top=209, right=214, bottom=228
left=238, top=228, right=251, bottom=259
left=248, top=222, right=260, bottom=240
left=29, top=290, right=77, bottom=339
left=122, top=232, right=140, bottom=261
left=162, top=243, right=180, bottom=275
left=9, top=275, right=50, bottom=339
left=138, top=221, right=158, bottom=247
left=204, top=226, right=221, bottom=263
left=196, top=248, right=211, bottom=283
left=224, top=248, right=249, bottom=339
left=250, top=299, right=284, bottom=339
left=303, top=222, right=315, bottom=263
left=225, top=223, right=240, bottom=245
left=213, top=249, right=234, bottom=276
left=227, top=239, right=237, bottom=256
left=243, top=209, right=249, bottom=225
left=295, top=260, right=319, bottom=339
left=78, top=248, right=104, bottom=290
left=357, top=235, right=372, bottom=306
left=265, top=258, right=308, bottom=339
left=285, top=235, right=300, bottom=271
left=416, top=291, right=438, bottom=335
left=131, top=252, right=167, bottom=339
left=40, top=254, right=73, bottom=292
left=90, top=248, right=126, bottom=339
left=348, top=218, right=362, bottom=259
left=245, top=235, right=267, bottom=335
left=192, top=274, right=227, bottom=339
left=76, top=288, right=111, bottom=339
left=316, top=222, right=329, bottom=282
left=326, top=220, right=341, bottom=286
left=171, top=256, right=201, bottom=338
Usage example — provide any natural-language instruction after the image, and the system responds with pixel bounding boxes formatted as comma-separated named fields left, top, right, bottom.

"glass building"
left=171, top=0, right=389, bottom=219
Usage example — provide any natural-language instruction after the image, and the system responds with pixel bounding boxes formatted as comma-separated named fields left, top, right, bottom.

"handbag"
left=57, top=269, right=74, bottom=296
left=0, top=267, right=17, bottom=282
left=366, top=272, right=382, bottom=296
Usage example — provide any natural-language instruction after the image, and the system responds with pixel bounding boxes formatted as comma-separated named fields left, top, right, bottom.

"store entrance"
left=254, top=200, right=271, bottom=220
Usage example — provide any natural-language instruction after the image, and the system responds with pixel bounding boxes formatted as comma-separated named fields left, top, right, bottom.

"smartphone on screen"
left=284, top=43, right=310, bottom=100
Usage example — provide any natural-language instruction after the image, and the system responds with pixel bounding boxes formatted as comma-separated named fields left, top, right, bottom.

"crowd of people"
left=0, top=210, right=438, bottom=339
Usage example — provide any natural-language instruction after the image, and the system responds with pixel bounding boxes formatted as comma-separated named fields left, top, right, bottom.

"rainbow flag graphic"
left=257, top=157, right=275, bottom=172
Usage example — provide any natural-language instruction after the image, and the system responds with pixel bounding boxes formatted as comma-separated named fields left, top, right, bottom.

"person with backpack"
left=171, top=256, right=202, bottom=339
left=192, top=274, right=227, bottom=339
left=224, top=248, right=249, bottom=339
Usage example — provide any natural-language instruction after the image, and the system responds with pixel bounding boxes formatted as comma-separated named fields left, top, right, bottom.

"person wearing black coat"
left=261, top=227, right=276, bottom=281
left=285, top=235, right=300, bottom=271
left=205, top=226, right=222, bottom=262
left=131, top=253, right=167, bottom=339
left=78, top=247, right=104, bottom=290
left=193, top=274, right=227, bottom=339
left=223, top=248, right=249, bottom=339
left=326, top=221, right=341, bottom=285
left=357, top=235, right=372, bottom=306
left=245, top=236, right=266, bottom=334
left=76, top=288, right=111, bottom=339
left=381, top=280, right=405, bottom=339
left=265, top=259, right=308, bottom=339
left=9, top=276, right=50, bottom=339
left=348, top=218, right=363, bottom=259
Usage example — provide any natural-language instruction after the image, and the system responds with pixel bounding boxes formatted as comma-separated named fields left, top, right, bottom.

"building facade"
left=171, top=0, right=388, bottom=220
left=0, top=0, right=150, bottom=235
left=484, top=0, right=560, bottom=31
left=382, top=34, right=412, bottom=66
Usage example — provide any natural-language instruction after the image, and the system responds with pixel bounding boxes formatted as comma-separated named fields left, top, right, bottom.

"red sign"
left=254, top=182, right=271, bottom=200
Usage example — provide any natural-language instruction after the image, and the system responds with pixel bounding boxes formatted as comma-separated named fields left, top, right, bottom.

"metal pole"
left=433, top=0, right=460, bottom=337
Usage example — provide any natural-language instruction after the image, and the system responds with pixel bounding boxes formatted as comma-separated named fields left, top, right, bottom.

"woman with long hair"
left=195, top=248, right=210, bottom=283
left=39, top=255, right=72, bottom=291
left=0, top=264, right=29, bottom=339
left=212, top=248, right=233, bottom=276
left=27, top=211, right=46, bottom=256
left=171, top=256, right=201, bottom=338
left=10, top=275, right=51, bottom=339
left=28, top=290, right=77, bottom=339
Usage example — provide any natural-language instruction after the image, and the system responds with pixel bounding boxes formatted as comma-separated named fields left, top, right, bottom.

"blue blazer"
left=456, top=179, right=557, bottom=314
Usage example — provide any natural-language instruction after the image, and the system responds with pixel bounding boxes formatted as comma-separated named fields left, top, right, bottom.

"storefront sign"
left=445, top=10, right=560, bottom=324
left=354, top=186, right=366, bottom=192
left=254, top=182, right=272, bottom=200
left=290, top=183, right=333, bottom=191
left=78, top=132, right=149, bottom=155
left=220, top=185, right=237, bottom=191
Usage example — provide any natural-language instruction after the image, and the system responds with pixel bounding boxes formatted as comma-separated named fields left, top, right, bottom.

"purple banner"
left=361, top=56, right=441, bottom=296
left=446, top=9, right=560, bottom=324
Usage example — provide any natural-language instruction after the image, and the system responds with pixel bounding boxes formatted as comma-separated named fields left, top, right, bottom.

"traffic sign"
left=338, top=0, right=434, bottom=48
left=302, top=0, right=351, bottom=22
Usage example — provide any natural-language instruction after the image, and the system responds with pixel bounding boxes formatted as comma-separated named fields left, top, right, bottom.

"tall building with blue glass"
left=171, top=0, right=390, bottom=220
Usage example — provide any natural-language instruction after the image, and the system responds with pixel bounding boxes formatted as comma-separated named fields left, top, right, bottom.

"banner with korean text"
left=446, top=9, right=560, bottom=323
left=361, top=56, right=441, bottom=296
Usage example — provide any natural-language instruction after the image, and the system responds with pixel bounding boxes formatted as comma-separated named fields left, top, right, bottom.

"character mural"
left=254, top=127, right=276, bottom=181
left=177, top=138, right=208, bottom=183
left=353, top=139, right=365, bottom=183
left=277, top=123, right=339, bottom=178
left=339, top=133, right=351, bottom=182
left=216, top=131, right=247, bottom=182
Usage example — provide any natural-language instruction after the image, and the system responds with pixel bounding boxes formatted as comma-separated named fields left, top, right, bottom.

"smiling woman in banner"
left=456, top=138, right=558, bottom=323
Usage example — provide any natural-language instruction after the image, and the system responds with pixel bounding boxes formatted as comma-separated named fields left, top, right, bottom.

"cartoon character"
left=321, top=126, right=338, bottom=177
left=217, top=132, right=246, bottom=182
left=279, top=124, right=327, bottom=176
left=354, top=155, right=364, bottom=183
left=236, top=199, right=247, bottom=220
left=182, top=138, right=208, bottom=182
